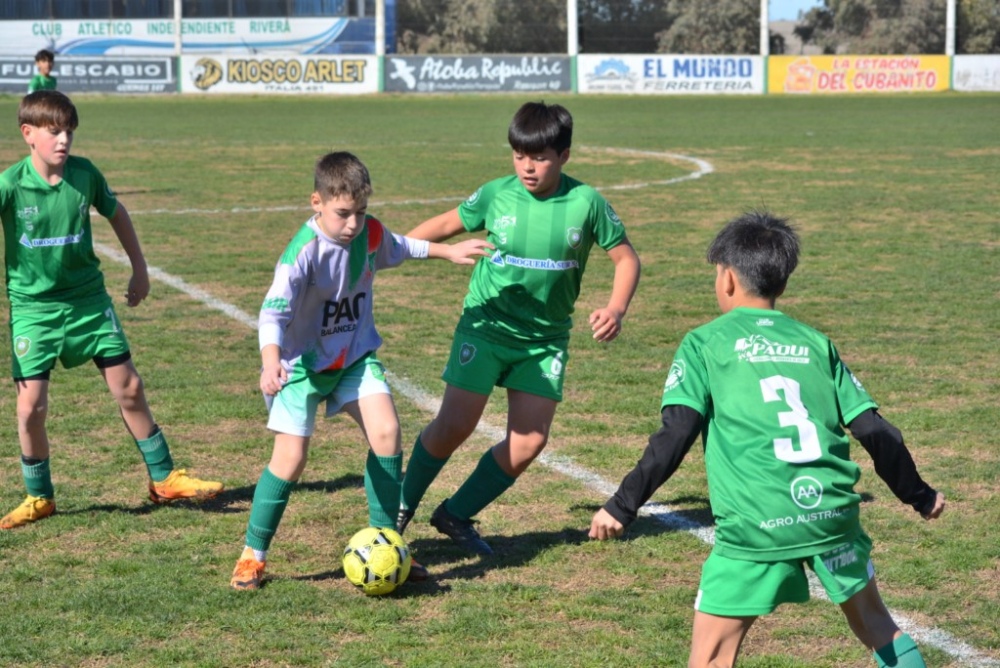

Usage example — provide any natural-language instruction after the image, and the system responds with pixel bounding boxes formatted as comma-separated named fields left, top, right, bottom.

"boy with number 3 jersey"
left=0, top=91, right=223, bottom=530
left=590, top=211, right=944, bottom=668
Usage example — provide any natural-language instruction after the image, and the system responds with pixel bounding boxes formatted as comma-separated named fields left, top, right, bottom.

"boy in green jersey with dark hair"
left=0, top=91, right=222, bottom=530
left=28, top=49, right=57, bottom=93
left=589, top=211, right=945, bottom=668
left=396, top=100, right=641, bottom=558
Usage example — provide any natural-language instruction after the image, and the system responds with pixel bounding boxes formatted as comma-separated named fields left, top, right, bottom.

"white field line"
left=126, top=148, right=714, bottom=217
left=94, top=150, right=996, bottom=667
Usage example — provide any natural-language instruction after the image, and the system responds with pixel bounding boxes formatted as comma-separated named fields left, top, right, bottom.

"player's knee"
left=367, top=419, right=401, bottom=452
left=427, top=417, right=476, bottom=449
left=16, top=400, right=47, bottom=430
left=112, top=371, right=146, bottom=408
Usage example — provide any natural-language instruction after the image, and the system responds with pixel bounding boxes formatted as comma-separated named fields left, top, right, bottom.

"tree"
left=957, top=0, right=1000, bottom=53
left=578, top=0, right=672, bottom=53
left=395, top=0, right=565, bottom=54
left=656, top=0, right=766, bottom=54
left=796, top=0, right=966, bottom=54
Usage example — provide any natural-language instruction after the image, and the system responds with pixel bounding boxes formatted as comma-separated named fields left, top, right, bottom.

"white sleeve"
left=258, top=257, right=305, bottom=351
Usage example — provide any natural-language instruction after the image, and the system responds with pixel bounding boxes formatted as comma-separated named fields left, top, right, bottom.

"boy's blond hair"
left=314, top=151, right=372, bottom=202
left=19, top=90, right=78, bottom=131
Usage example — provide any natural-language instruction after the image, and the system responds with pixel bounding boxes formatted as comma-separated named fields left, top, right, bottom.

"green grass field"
left=0, top=92, right=997, bottom=667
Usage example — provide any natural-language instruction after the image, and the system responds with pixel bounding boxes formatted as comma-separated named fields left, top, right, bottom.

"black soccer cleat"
left=396, top=507, right=414, bottom=535
left=430, top=498, right=494, bottom=556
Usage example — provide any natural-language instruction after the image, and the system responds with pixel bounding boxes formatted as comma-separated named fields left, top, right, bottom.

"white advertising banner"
left=953, top=55, right=1000, bottom=92
left=0, top=18, right=362, bottom=56
left=577, top=54, right=764, bottom=95
left=179, top=54, right=378, bottom=94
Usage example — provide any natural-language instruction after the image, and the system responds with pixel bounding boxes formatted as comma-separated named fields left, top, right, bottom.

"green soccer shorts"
left=10, top=295, right=131, bottom=379
left=442, top=328, right=568, bottom=401
left=266, top=352, right=390, bottom=437
left=694, top=532, right=875, bottom=617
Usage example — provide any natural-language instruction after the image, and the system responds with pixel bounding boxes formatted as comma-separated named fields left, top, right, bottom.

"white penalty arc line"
left=94, top=149, right=995, bottom=667
left=126, top=148, right=714, bottom=217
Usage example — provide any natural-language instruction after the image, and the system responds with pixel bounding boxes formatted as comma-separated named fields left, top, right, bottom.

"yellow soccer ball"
left=342, top=527, right=412, bottom=596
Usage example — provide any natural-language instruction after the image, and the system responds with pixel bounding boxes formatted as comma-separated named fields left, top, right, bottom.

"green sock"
left=245, top=467, right=296, bottom=552
left=365, top=451, right=403, bottom=528
left=135, top=426, right=174, bottom=483
left=21, top=456, right=54, bottom=499
left=447, top=447, right=516, bottom=520
left=874, top=634, right=926, bottom=668
left=400, top=435, right=449, bottom=513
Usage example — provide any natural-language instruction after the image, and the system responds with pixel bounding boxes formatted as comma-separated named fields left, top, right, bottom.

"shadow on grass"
left=210, top=473, right=364, bottom=506
left=62, top=473, right=366, bottom=518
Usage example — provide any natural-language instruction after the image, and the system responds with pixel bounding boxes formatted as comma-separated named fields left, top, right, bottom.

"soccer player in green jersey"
left=0, top=91, right=223, bottom=531
left=589, top=211, right=945, bottom=668
left=27, top=49, right=57, bottom=93
left=396, top=101, right=641, bottom=558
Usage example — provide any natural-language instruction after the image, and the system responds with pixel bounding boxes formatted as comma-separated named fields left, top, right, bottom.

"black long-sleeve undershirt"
left=602, top=405, right=938, bottom=528
left=846, top=408, right=938, bottom=516
left=603, top=404, right=702, bottom=527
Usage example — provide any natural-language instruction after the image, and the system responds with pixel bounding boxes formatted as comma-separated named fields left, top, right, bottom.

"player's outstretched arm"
left=847, top=408, right=944, bottom=520
left=590, top=240, right=640, bottom=342
left=590, top=404, right=702, bottom=540
left=107, top=203, right=150, bottom=307
left=407, top=208, right=465, bottom=242
left=427, top=238, right=494, bottom=265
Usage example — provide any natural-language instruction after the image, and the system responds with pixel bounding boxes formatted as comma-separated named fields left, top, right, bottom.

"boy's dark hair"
left=707, top=210, right=799, bottom=299
left=508, top=101, right=573, bottom=155
left=19, top=90, right=78, bottom=131
left=314, top=151, right=372, bottom=202
left=35, top=49, right=55, bottom=64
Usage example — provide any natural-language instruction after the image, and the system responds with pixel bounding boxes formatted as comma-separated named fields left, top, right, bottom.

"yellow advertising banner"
left=769, top=55, right=950, bottom=94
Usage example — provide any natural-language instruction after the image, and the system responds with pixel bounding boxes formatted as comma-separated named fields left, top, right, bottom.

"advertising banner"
left=0, top=17, right=376, bottom=56
left=383, top=55, right=571, bottom=93
left=953, top=55, right=1000, bottom=92
left=0, top=56, right=175, bottom=93
left=179, top=54, right=377, bottom=94
left=577, top=55, right=764, bottom=95
left=769, top=55, right=950, bottom=94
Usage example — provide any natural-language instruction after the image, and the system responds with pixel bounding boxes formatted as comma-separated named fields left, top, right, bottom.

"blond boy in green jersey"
left=396, top=101, right=641, bottom=558
left=0, top=91, right=222, bottom=530
left=590, top=211, right=945, bottom=668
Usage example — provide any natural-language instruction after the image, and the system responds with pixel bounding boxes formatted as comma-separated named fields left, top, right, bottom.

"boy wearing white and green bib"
left=229, top=151, right=491, bottom=590
left=396, top=101, right=641, bottom=556
left=589, top=211, right=944, bottom=668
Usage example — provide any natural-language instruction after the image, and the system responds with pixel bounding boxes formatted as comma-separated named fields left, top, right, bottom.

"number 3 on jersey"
left=760, top=375, right=822, bottom=463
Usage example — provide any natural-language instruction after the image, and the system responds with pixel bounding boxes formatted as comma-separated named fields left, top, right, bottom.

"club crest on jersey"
left=566, top=227, right=583, bottom=249
left=605, top=202, right=622, bottom=226
left=790, top=476, right=823, bottom=509
left=459, top=342, right=476, bottom=365
left=465, top=187, right=483, bottom=206
left=663, top=360, right=687, bottom=392
left=16, top=206, right=38, bottom=225
left=14, top=336, right=30, bottom=358
left=735, top=334, right=809, bottom=364
left=843, top=363, right=866, bottom=391
left=492, top=215, right=517, bottom=244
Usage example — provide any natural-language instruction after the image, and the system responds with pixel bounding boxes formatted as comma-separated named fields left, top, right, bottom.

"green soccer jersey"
left=27, top=74, right=57, bottom=93
left=456, top=173, right=627, bottom=343
left=661, top=307, right=878, bottom=561
left=0, top=155, right=117, bottom=308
